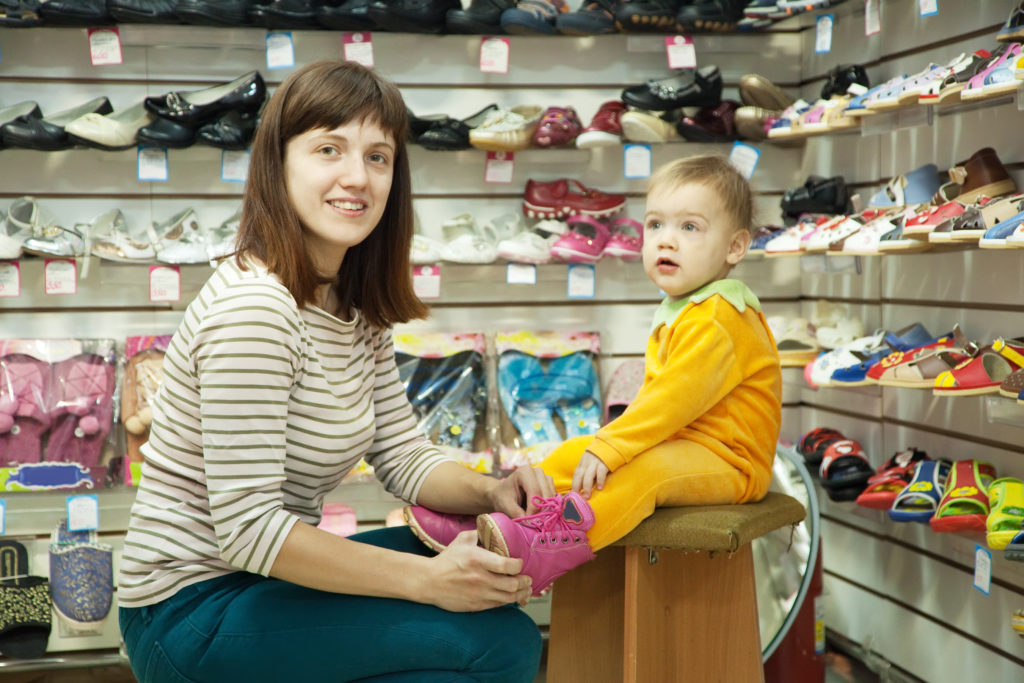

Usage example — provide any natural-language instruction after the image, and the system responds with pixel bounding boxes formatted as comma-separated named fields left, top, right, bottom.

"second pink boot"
left=477, top=492, right=595, bottom=597
left=404, top=506, right=478, bottom=552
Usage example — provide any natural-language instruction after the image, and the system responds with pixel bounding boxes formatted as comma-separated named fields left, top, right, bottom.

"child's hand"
left=572, top=451, right=609, bottom=499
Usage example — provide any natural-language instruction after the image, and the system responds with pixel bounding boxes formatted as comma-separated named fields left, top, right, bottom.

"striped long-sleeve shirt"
left=118, top=259, right=451, bottom=607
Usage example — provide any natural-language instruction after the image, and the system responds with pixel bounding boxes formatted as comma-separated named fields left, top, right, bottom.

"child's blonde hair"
left=648, top=155, right=754, bottom=236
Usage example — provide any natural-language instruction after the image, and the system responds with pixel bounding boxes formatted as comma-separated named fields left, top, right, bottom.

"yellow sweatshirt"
left=587, top=279, right=782, bottom=500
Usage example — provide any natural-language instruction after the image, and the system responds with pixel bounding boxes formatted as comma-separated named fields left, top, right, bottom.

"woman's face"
left=283, top=117, right=395, bottom=275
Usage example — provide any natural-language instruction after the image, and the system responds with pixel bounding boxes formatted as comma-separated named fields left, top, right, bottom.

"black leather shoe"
left=820, top=64, right=870, bottom=100
left=0, top=0, right=42, bottom=27
left=176, top=0, right=252, bottom=26
left=315, top=0, right=377, bottom=30
left=136, top=116, right=197, bottom=149
left=144, top=71, right=267, bottom=128
left=613, top=0, right=680, bottom=33
left=196, top=110, right=259, bottom=150
left=416, top=104, right=498, bottom=151
left=445, top=0, right=515, bottom=34
left=368, top=0, right=461, bottom=33
left=1, top=96, right=112, bottom=151
left=0, top=101, right=42, bottom=150
left=107, top=0, right=179, bottom=23
left=621, top=66, right=722, bottom=111
left=38, top=0, right=112, bottom=25
left=781, top=176, right=851, bottom=219
left=249, top=0, right=317, bottom=28
left=676, top=0, right=745, bottom=32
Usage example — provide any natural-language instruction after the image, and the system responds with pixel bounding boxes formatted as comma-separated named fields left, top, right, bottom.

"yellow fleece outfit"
left=539, top=279, right=782, bottom=550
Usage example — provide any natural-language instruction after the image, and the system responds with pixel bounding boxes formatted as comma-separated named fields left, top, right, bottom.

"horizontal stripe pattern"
left=118, top=260, right=451, bottom=607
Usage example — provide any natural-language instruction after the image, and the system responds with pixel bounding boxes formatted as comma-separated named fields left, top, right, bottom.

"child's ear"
left=726, top=228, right=751, bottom=265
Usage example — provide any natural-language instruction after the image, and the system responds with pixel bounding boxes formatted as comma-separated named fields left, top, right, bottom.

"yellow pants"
left=539, top=436, right=754, bottom=550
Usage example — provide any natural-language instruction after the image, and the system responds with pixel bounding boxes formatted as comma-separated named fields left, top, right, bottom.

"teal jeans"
left=118, top=527, right=542, bottom=683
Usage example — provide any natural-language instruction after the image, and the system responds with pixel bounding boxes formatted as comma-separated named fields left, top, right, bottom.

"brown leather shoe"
left=950, top=147, right=1017, bottom=204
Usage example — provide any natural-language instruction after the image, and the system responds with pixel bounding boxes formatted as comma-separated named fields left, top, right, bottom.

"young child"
left=407, top=155, right=782, bottom=595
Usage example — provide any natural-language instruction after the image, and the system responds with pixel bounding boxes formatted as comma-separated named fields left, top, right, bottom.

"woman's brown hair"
left=236, top=59, right=427, bottom=327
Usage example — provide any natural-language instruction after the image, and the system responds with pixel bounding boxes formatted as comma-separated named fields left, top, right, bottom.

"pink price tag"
left=343, top=32, right=374, bottom=68
left=480, top=37, right=510, bottom=74
left=0, top=261, right=20, bottom=298
left=88, top=27, right=123, bottom=66
left=484, top=151, right=514, bottom=184
left=665, top=35, right=696, bottom=70
left=412, top=265, right=441, bottom=300
left=149, top=265, right=181, bottom=302
left=44, top=259, right=77, bottom=295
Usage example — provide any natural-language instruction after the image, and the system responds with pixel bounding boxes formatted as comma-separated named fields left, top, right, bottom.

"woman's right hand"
left=425, top=530, right=532, bottom=612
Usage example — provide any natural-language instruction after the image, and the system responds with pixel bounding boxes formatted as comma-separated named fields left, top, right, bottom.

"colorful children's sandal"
left=856, top=447, right=931, bottom=510
left=796, top=427, right=845, bottom=470
left=929, top=459, right=998, bottom=533
left=818, top=438, right=873, bottom=502
left=889, top=459, right=952, bottom=523
left=934, top=337, right=1024, bottom=396
left=986, top=478, right=1024, bottom=549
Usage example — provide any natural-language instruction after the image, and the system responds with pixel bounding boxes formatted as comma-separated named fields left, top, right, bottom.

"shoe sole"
left=477, top=515, right=511, bottom=557
left=402, top=507, right=449, bottom=553
left=522, top=200, right=624, bottom=220
left=621, top=119, right=675, bottom=143
left=575, top=131, right=620, bottom=148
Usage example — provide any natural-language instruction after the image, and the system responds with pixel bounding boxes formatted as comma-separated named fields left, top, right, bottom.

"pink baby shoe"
left=0, top=354, right=52, bottom=466
left=550, top=215, right=610, bottom=263
left=46, top=354, right=115, bottom=467
left=404, top=505, right=479, bottom=552
left=601, top=217, right=643, bottom=261
left=477, top=492, right=596, bottom=597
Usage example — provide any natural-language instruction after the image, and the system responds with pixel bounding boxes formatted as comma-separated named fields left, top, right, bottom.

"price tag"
left=0, top=262, right=20, bottom=298
left=484, top=151, right=514, bottom=184
left=665, top=35, right=696, bottom=70
left=815, top=14, right=833, bottom=54
left=0, top=500, right=5, bottom=535
left=44, top=259, right=77, bottom=295
left=506, top=263, right=537, bottom=284
left=343, top=32, right=374, bottom=68
left=412, top=265, right=441, bottom=299
left=221, top=150, right=250, bottom=182
left=149, top=265, right=181, bottom=302
left=88, top=27, right=123, bottom=66
left=865, top=0, right=881, bottom=36
left=624, top=144, right=652, bottom=179
left=480, top=37, right=510, bottom=74
left=567, top=264, right=595, bottom=299
left=973, top=545, right=991, bottom=595
left=266, top=32, right=295, bottom=70
left=138, top=147, right=169, bottom=182
left=919, top=0, right=938, bottom=17
left=66, top=495, right=100, bottom=532
left=813, top=596, right=825, bottom=655
left=728, top=141, right=761, bottom=179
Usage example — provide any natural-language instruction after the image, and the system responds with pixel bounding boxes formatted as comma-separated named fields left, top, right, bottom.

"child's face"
left=642, top=181, right=750, bottom=302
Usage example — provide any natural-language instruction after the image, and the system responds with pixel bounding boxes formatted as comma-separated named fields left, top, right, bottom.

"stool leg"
left=548, top=546, right=626, bottom=682
left=623, top=543, right=764, bottom=683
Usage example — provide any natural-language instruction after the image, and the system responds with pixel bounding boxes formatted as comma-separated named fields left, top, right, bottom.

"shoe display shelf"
left=782, top=2, right=1024, bottom=679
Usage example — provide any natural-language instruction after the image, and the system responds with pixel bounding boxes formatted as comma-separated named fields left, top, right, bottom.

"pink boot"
left=477, top=492, right=595, bottom=597
left=403, top=506, right=478, bottom=552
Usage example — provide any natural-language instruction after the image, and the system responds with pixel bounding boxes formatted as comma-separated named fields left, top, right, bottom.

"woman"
left=117, top=60, right=550, bottom=683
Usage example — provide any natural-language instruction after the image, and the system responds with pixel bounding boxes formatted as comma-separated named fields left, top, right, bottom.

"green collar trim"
left=650, top=279, right=761, bottom=333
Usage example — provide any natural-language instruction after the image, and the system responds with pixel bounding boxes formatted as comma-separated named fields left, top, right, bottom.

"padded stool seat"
left=547, top=491, right=806, bottom=683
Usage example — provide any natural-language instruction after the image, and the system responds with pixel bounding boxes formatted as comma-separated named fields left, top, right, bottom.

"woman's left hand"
left=488, top=466, right=555, bottom=517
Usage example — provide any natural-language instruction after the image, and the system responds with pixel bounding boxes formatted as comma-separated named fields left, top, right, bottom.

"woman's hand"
left=488, top=466, right=556, bottom=517
left=572, top=451, right=609, bottom=499
left=426, top=530, right=533, bottom=612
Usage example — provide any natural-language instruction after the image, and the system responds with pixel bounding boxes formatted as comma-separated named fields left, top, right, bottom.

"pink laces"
left=518, top=495, right=585, bottom=545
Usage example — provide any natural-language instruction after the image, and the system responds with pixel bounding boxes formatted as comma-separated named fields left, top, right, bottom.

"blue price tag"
left=919, top=0, right=938, bottom=18
left=66, top=494, right=100, bottom=532
left=266, top=32, right=295, bottom=70
left=623, top=144, right=652, bottom=179
left=0, top=500, right=5, bottom=535
left=137, top=146, right=169, bottom=182
left=221, top=150, right=250, bottom=183
left=728, top=141, right=761, bottom=180
left=567, top=264, right=596, bottom=299
left=815, top=14, right=833, bottom=54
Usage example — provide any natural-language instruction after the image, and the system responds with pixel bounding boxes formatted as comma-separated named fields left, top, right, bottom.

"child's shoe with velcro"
left=500, top=0, right=568, bottom=34
left=477, top=492, right=596, bottom=596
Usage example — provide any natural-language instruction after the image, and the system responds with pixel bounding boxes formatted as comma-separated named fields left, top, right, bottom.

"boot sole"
left=402, top=507, right=448, bottom=553
left=477, top=515, right=511, bottom=557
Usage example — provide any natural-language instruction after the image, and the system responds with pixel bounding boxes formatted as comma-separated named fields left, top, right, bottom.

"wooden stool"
left=547, top=491, right=806, bottom=683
